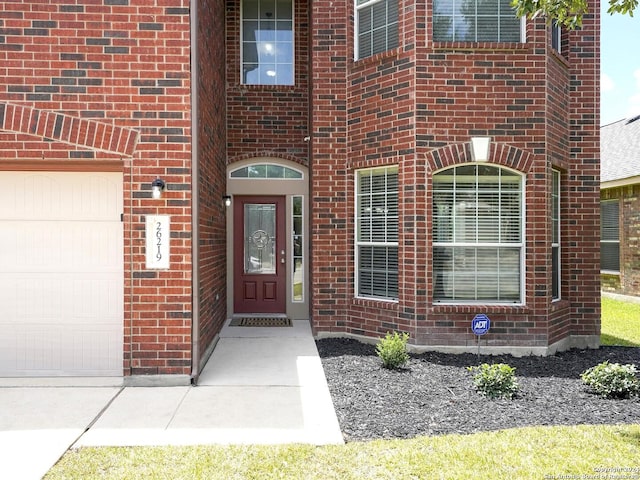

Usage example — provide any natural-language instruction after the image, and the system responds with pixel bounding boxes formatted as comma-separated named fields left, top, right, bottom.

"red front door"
left=234, top=196, right=286, bottom=313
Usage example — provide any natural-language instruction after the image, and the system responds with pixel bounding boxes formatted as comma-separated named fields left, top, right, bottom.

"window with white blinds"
left=433, top=164, right=523, bottom=303
left=552, top=169, right=561, bottom=300
left=356, top=166, right=399, bottom=300
left=433, top=0, right=523, bottom=43
left=355, top=0, right=398, bottom=60
left=600, top=200, right=620, bottom=272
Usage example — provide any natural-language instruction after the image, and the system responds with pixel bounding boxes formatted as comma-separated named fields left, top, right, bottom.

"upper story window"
left=242, top=0, right=294, bottom=85
left=433, top=164, right=523, bottom=304
left=355, top=0, right=399, bottom=60
left=433, top=0, right=523, bottom=43
left=551, top=20, right=562, bottom=53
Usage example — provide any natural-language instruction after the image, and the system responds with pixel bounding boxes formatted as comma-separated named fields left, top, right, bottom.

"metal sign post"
left=471, top=314, right=491, bottom=358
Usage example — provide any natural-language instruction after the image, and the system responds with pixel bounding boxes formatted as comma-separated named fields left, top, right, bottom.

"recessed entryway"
left=226, top=158, right=310, bottom=321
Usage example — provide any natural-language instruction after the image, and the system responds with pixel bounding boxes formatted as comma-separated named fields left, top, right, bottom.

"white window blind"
left=356, top=0, right=398, bottom=59
left=601, top=200, right=620, bottom=272
left=433, top=164, right=523, bottom=303
left=433, top=0, right=522, bottom=43
left=356, top=166, right=398, bottom=300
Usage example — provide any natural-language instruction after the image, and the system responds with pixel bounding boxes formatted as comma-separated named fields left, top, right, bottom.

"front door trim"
left=226, top=157, right=310, bottom=321
left=233, top=195, right=286, bottom=313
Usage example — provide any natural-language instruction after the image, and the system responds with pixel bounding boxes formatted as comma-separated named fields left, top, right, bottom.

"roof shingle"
left=601, top=116, right=640, bottom=183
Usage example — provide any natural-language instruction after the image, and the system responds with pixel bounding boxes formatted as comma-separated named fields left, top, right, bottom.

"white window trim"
left=229, top=162, right=304, bottom=179
left=601, top=199, right=621, bottom=274
left=354, top=0, right=398, bottom=61
left=240, top=0, right=296, bottom=86
left=433, top=3, right=527, bottom=43
left=552, top=169, right=561, bottom=302
left=551, top=20, right=561, bottom=53
left=432, top=163, right=526, bottom=306
left=355, top=165, right=399, bottom=302
left=291, top=195, right=304, bottom=303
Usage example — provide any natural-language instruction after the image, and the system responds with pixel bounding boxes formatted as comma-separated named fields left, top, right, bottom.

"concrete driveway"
left=0, top=320, right=343, bottom=479
left=0, top=384, right=121, bottom=480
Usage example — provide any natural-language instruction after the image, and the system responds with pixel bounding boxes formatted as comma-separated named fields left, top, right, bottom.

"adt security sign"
left=471, top=314, right=491, bottom=336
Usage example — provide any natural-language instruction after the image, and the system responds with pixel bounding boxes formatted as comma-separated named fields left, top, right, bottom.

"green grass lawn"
left=45, top=297, right=640, bottom=479
left=44, top=425, right=640, bottom=480
left=601, top=296, right=640, bottom=346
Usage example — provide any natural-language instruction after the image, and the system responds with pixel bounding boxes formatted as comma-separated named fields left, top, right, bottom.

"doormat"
left=229, top=317, right=292, bottom=327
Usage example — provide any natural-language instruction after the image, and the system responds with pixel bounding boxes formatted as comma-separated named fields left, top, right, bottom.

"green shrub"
left=469, top=363, right=519, bottom=399
left=580, top=361, right=640, bottom=399
left=376, top=331, right=410, bottom=369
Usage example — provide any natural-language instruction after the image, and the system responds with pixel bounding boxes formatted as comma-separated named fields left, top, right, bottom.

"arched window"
left=229, top=164, right=303, bottom=179
left=433, top=164, right=523, bottom=303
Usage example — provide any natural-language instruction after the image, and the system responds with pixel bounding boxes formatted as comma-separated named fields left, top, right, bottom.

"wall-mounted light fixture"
left=470, top=137, right=491, bottom=162
left=223, top=195, right=232, bottom=207
left=151, top=178, right=166, bottom=199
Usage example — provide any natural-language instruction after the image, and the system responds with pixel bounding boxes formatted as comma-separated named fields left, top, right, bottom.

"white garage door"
left=0, top=172, right=123, bottom=376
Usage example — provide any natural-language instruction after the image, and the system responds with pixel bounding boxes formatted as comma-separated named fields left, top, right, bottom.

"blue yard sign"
left=471, top=314, right=491, bottom=336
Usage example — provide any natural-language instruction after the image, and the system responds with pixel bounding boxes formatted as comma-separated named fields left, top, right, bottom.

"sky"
left=600, top=2, right=640, bottom=125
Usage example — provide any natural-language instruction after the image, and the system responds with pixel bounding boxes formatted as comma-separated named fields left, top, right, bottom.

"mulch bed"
left=317, top=338, right=640, bottom=442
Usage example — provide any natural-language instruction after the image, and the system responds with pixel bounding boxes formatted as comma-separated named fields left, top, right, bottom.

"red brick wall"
left=601, top=185, right=640, bottom=296
left=0, top=0, right=194, bottom=375
left=545, top=26, right=574, bottom=345
left=195, top=0, right=228, bottom=364
left=562, top=3, right=601, bottom=340
left=225, top=0, right=309, bottom=165
left=309, top=0, right=350, bottom=334
left=310, top=0, right=600, bottom=349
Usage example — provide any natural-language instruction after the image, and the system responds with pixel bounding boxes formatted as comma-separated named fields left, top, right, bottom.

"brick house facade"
left=0, top=0, right=600, bottom=381
left=601, top=116, right=640, bottom=296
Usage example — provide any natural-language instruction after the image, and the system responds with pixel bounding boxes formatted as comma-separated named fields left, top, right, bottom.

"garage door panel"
left=0, top=324, right=122, bottom=376
left=0, top=274, right=123, bottom=322
left=0, top=172, right=122, bottom=221
left=0, top=222, right=122, bottom=272
left=0, top=171, right=124, bottom=377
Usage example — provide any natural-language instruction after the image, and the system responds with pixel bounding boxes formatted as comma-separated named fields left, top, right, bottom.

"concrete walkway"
left=0, top=320, right=343, bottom=480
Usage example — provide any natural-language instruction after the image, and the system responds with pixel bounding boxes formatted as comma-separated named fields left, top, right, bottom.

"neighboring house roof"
left=601, top=115, right=640, bottom=187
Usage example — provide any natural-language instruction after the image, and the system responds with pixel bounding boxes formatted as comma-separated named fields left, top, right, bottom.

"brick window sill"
left=432, top=41, right=529, bottom=52
left=428, top=303, right=531, bottom=315
left=352, top=296, right=400, bottom=311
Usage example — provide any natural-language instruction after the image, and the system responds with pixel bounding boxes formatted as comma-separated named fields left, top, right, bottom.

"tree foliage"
left=511, top=0, right=638, bottom=29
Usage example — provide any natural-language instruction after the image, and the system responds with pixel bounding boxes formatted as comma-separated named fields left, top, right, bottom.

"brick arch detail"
left=426, top=141, right=534, bottom=174
left=0, top=102, right=139, bottom=157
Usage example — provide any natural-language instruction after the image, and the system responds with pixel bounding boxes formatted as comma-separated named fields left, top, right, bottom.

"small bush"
left=376, top=331, right=410, bottom=369
left=580, top=361, right=640, bottom=399
left=469, top=363, right=519, bottom=399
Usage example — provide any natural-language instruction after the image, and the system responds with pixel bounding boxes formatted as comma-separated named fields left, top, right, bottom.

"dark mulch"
left=317, top=338, right=640, bottom=442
